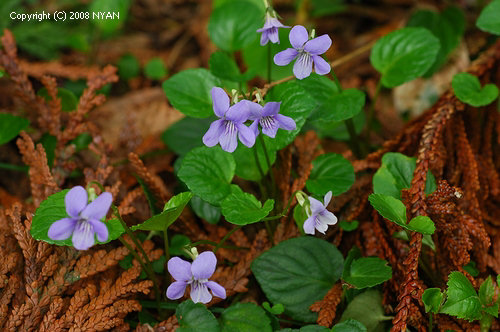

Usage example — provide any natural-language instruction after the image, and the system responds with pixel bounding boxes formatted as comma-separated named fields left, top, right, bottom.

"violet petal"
left=274, top=48, right=298, bottom=66
left=289, top=25, right=309, bottom=49
left=219, top=121, right=238, bottom=153
left=318, top=210, right=337, bottom=225
left=293, top=53, right=313, bottom=80
left=304, top=34, right=332, bottom=55
left=211, top=87, right=229, bottom=118
left=303, top=215, right=316, bottom=235
left=65, top=186, right=88, bottom=218
left=309, top=196, right=325, bottom=215
left=259, top=31, right=270, bottom=45
left=80, top=192, right=112, bottom=220
left=87, top=218, right=109, bottom=242
left=168, top=257, right=192, bottom=282
left=203, top=119, right=225, bottom=147
left=190, top=282, right=212, bottom=304
left=225, top=101, right=250, bottom=123
left=261, top=102, right=281, bottom=117
left=166, top=281, right=187, bottom=300
left=48, top=217, right=77, bottom=241
left=191, top=251, right=217, bottom=280
left=206, top=281, right=226, bottom=299
left=71, top=221, right=95, bottom=250
left=324, top=191, right=332, bottom=206
left=312, top=55, right=331, bottom=75
left=268, top=27, right=279, bottom=44
left=236, top=123, right=256, bottom=148
left=275, top=114, right=296, bottom=131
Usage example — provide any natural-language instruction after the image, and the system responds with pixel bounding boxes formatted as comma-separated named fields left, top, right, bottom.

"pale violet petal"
left=261, top=102, right=281, bottom=116
left=268, top=27, right=279, bottom=44
left=48, top=217, right=77, bottom=241
left=166, top=281, right=187, bottom=300
left=237, top=123, right=256, bottom=148
left=259, top=31, right=270, bottom=45
left=65, top=186, right=88, bottom=218
left=303, top=215, right=316, bottom=235
left=293, top=53, right=313, bottom=80
left=80, top=192, right=112, bottom=220
left=190, top=282, right=212, bottom=304
left=191, top=251, right=217, bottom=280
left=275, top=114, right=296, bottom=131
left=289, top=25, right=309, bottom=49
left=274, top=48, right=298, bottom=66
left=71, top=221, right=95, bottom=250
left=249, top=120, right=260, bottom=137
left=211, top=87, right=229, bottom=118
left=87, top=218, right=109, bottom=242
left=318, top=210, right=338, bottom=225
left=262, top=122, right=279, bottom=138
left=304, top=34, right=332, bottom=55
left=309, top=196, right=325, bottom=215
left=219, top=122, right=238, bottom=153
left=315, top=217, right=329, bottom=234
left=168, top=257, right=192, bottom=281
left=206, top=281, right=226, bottom=299
left=312, top=55, right=331, bottom=75
left=225, top=101, right=250, bottom=123
left=324, top=191, right=333, bottom=206
left=203, top=119, right=225, bottom=147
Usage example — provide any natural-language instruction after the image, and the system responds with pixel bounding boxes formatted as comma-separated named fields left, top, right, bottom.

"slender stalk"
left=329, top=71, right=364, bottom=158
left=429, top=313, right=433, bottom=332
left=191, top=239, right=249, bottom=250
left=261, top=190, right=298, bottom=221
left=259, top=135, right=276, bottom=198
left=267, top=43, right=272, bottom=83
left=163, top=229, right=170, bottom=261
left=213, top=225, right=242, bottom=253
left=253, top=145, right=268, bottom=199
left=0, top=162, right=29, bottom=172
left=365, top=80, right=382, bottom=141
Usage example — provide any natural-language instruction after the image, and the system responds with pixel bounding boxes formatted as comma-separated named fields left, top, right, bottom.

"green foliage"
left=169, top=234, right=191, bottom=257
left=131, top=192, right=193, bottom=231
left=280, top=326, right=329, bottom=332
left=233, top=138, right=277, bottom=181
left=342, top=246, right=392, bottom=289
left=441, top=271, right=482, bottom=321
left=320, top=89, right=366, bottom=122
left=178, top=146, right=235, bottom=206
left=479, top=276, right=499, bottom=317
left=306, top=153, right=355, bottom=196
left=209, top=51, right=255, bottom=82
left=262, top=302, right=285, bottom=315
left=422, top=288, right=444, bottom=313
left=452, top=72, right=499, bottom=107
left=162, top=69, right=221, bottom=118
left=477, top=0, right=500, bottom=35
left=162, top=117, right=212, bottom=156
left=221, top=186, right=274, bottom=225
left=373, top=152, right=436, bottom=200
left=30, top=190, right=124, bottom=246
left=332, top=319, right=367, bottom=332
left=339, top=290, right=392, bottom=332
left=464, top=261, right=480, bottom=277
left=220, top=302, right=272, bottom=332
left=38, top=87, right=78, bottom=112
left=176, top=300, right=220, bottom=332
left=117, top=54, right=140, bottom=80
left=370, top=27, right=440, bottom=87
left=208, top=1, right=261, bottom=51
left=338, top=220, right=359, bottom=232
left=0, top=113, right=29, bottom=145
left=251, top=237, right=344, bottom=322
left=40, top=134, right=57, bottom=168
left=298, top=74, right=340, bottom=118
left=144, top=57, right=168, bottom=80
left=310, top=0, right=346, bottom=17
left=190, top=195, right=221, bottom=224
left=368, top=194, right=435, bottom=234
left=311, top=111, right=366, bottom=141
left=407, top=7, right=465, bottom=76
left=243, top=28, right=293, bottom=81
left=90, top=0, right=131, bottom=35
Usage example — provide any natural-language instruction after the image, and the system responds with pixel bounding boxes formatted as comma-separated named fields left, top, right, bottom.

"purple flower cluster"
left=203, top=87, right=295, bottom=152
left=166, top=251, right=226, bottom=304
left=274, top=25, right=332, bottom=80
left=48, top=186, right=111, bottom=250
left=303, top=191, right=338, bottom=235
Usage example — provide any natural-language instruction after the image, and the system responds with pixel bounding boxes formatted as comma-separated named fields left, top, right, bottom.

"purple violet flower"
left=48, top=186, right=112, bottom=250
left=303, top=191, right=338, bottom=235
left=166, top=251, right=226, bottom=304
left=248, top=101, right=296, bottom=138
left=274, top=25, right=332, bottom=80
left=257, top=12, right=289, bottom=45
left=202, top=87, right=256, bottom=153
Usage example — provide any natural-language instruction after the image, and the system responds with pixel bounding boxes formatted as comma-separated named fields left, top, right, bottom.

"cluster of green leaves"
left=369, top=153, right=436, bottom=237
left=117, top=54, right=168, bottom=81
left=422, top=272, right=499, bottom=329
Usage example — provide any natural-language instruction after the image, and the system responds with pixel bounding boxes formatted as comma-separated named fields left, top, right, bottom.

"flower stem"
left=267, top=42, right=272, bottom=83
left=112, top=206, right=161, bottom=303
left=428, top=313, right=433, bottom=332
left=191, top=239, right=249, bottom=250
left=163, top=229, right=169, bottom=261
left=213, top=225, right=242, bottom=253
left=329, top=71, right=364, bottom=158
left=259, top=135, right=276, bottom=199
left=0, top=162, right=28, bottom=173
left=253, top=144, right=268, bottom=199
left=365, top=80, right=382, bottom=142
left=261, top=190, right=298, bottom=221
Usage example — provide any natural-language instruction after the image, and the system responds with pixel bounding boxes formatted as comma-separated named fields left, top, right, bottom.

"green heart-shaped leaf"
left=452, top=72, right=499, bottom=107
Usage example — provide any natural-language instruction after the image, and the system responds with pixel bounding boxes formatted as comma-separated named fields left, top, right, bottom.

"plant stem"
left=365, top=80, right=382, bottom=141
left=259, top=135, right=276, bottom=199
left=191, top=239, right=249, bottom=250
left=253, top=144, right=268, bottom=199
left=163, top=229, right=169, bottom=261
left=261, top=190, right=298, bottom=221
left=0, top=162, right=28, bottom=172
left=329, top=71, right=364, bottom=158
left=428, top=313, right=433, bottom=332
left=213, top=225, right=242, bottom=253
left=267, top=43, right=272, bottom=83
